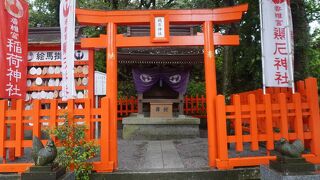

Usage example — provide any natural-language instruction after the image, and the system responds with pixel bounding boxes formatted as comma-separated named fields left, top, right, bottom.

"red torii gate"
left=76, top=4, right=248, bottom=171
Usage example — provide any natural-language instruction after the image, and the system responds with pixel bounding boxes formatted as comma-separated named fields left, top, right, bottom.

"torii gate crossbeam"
left=76, top=4, right=248, bottom=172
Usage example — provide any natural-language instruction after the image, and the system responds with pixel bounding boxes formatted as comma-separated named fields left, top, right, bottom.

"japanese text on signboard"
left=0, top=0, right=28, bottom=98
left=261, top=0, right=293, bottom=87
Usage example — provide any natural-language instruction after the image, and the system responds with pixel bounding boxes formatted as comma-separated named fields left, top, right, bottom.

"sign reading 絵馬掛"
left=28, top=50, right=89, bottom=62
left=0, top=0, right=28, bottom=99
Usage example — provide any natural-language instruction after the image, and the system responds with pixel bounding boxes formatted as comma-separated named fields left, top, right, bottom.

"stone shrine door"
left=76, top=4, right=248, bottom=171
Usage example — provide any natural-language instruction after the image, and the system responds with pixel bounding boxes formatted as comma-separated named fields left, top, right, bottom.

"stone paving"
left=117, top=138, right=209, bottom=170
left=1, top=129, right=269, bottom=171
left=118, top=138, right=209, bottom=170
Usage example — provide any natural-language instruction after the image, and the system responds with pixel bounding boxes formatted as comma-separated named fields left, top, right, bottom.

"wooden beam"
left=76, top=4, right=248, bottom=25
left=80, top=34, right=239, bottom=48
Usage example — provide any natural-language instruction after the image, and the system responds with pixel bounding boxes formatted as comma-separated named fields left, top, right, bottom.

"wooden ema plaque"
left=150, top=102, right=173, bottom=118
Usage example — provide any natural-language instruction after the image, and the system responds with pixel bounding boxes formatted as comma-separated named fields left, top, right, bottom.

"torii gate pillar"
left=203, top=21, right=217, bottom=167
left=106, top=22, right=118, bottom=168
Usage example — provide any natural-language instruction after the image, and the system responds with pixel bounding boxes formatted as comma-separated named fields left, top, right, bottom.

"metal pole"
left=284, top=2, right=295, bottom=94
left=259, top=0, right=267, bottom=95
left=95, top=95, right=99, bottom=139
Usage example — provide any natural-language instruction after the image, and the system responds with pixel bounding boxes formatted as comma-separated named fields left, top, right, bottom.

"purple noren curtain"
left=132, top=67, right=190, bottom=94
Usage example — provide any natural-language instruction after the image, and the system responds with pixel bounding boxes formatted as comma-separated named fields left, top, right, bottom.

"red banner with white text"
left=0, top=0, right=28, bottom=99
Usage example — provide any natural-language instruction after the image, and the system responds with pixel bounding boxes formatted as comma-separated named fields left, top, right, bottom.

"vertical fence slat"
left=101, top=97, right=110, bottom=163
left=8, top=100, right=16, bottom=160
left=196, top=95, right=199, bottom=113
left=125, top=97, right=128, bottom=116
left=305, top=78, right=320, bottom=156
left=67, top=99, right=74, bottom=124
left=85, top=99, right=91, bottom=140
left=296, top=80, right=305, bottom=95
left=0, top=100, right=7, bottom=159
left=233, top=95, right=243, bottom=152
left=49, top=100, right=57, bottom=141
left=293, top=93, right=304, bottom=143
left=249, top=94, right=258, bottom=151
left=184, top=96, right=188, bottom=114
left=32, top=100, right=40, bottom=138
left=201, top=95, right=205, bottom=112
left=119, top=99, right=122, bottom=116
left=278, top=93, right=289, bottom=140
left=264, top=94, right=274, bottom=150
left=15, top=100, right=23, bottom=157
left=216, top=95, right=228, bottom=161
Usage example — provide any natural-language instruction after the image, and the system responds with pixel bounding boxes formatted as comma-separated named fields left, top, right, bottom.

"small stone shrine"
left=122, top=48, right=200, bottom=140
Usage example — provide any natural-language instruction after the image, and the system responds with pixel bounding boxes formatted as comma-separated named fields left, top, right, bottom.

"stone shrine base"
left=260, top=165, right=320, bottom=180
left=122, top=114, right=200, bottom=140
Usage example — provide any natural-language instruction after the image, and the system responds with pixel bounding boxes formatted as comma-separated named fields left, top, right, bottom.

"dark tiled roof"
left=28, top=26, right=203, bottom=64
left=28, top=26, right=83, bottom=44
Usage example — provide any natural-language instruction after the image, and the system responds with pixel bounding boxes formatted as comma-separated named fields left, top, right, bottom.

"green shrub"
left=49, top=113, right=98, bottom=180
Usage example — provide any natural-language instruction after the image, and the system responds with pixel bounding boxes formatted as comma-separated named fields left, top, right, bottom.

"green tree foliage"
left=308, top=29, right=320, bottom=86
left=27, top=0, right=60, bottom=27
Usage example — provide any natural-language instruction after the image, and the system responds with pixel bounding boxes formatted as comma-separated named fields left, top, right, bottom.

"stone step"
left=91, top=167, right=261, bottom=180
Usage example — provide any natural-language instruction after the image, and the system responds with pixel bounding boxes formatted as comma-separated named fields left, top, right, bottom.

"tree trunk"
left=222, top=0, right=236, bottom=96
left=291, top=0, right=310, bottom=79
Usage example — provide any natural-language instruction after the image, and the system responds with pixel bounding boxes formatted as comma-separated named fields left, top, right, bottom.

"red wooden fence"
left=215, top=77, right=320, bottom=169
left=0, top=78, right=318, bottom=172
left=0, top=98, right=114, bottom=173
left=117, top=95, right=207, bottom=119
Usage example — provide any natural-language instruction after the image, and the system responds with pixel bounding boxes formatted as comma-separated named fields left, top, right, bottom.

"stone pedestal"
left=260, top=165, right=320, bottom=180
left=122, top=115, right=200, bottom=140
left=269, top=156, right=315, bottom=173
left=21, top=165, right=69, bottom=180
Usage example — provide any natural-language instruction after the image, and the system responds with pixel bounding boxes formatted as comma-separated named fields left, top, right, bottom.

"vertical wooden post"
left=0, top=100, right=7, bottom=160
left=67, top=99, right=74, bottom=124
left=138, top=93, right=143, bottom=115
left=85, top=99, right=91, bottom=140
left=179, top=93, right=184, bottom=115
left=305, top=78, right=320, bottom=156
left=107, top=22, right=118, bottom=169
left=233, top=95, right=243, bottom=152
left=293, top=93, right=304, bottom=143
left=203, top=21, right=217, bottom=167
left=101, top=97, right=110, bottom=165
left=49, top=100, right=57, bottom=141
left=185, top=96, right=188, bottom=114
left=278, top=93, right=289, bottom=140
left=216, top=95, right=228, bottom=167
left=125, top=97, right=128, bottom=116
left=15, top=100, right=23, bottom=157
left=264, top=94, right=274, bottom=150
left=249, top=94, right=259, bottom=151
left=9, top=100, right=16, bottom=160
left=32, top=100, right=41, bottom=138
